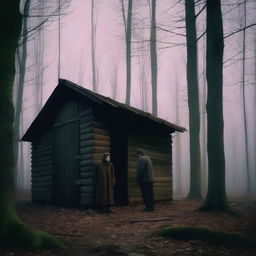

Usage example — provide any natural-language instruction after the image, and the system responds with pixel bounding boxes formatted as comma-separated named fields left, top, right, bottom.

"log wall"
left=31, top=130, right=53, bottom=201
left=78, top=102, right=94, bottom=206
left=77, top=102, right=111, bottom=206
left=127, top=134, right=172, bottom=204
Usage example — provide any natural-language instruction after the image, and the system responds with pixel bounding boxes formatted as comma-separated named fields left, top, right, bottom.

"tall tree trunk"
left=34, top=0, right=44, bottom=116
left=241, top=0, right=250, bottom=196
left=16, top=110, right=25, bottom=189
left=91, top=0, right=98, bottom=92
left=254, top=35, right=256, bottom=194
left=0, top=0, right=63, bottom=249
left=150, top=0, right=158, bottom=115
left=0, top=0, right=23, bottom=215
left=139, top=53, right=148, bottom=112
left=174, top=75, right=182, bottom=196
left=185, top=0, right=202, bottom=199
left=13, top=0, right=30, bottom=190
left=125, top=0, right=133, bottom=105
left=201, top=20, right=208, bottom=196
left=110, top=57, right=119, bottom=100
left=201, top=54, right=208, bottom=196
left=138, top=26, right=149, bottom=112
left=58, top=0, right=61, bottom=79
left=200, top=0, right=230, bottom=211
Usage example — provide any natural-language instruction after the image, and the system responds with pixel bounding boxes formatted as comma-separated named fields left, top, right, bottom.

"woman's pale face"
left=105, top=155, right=111, bottom=162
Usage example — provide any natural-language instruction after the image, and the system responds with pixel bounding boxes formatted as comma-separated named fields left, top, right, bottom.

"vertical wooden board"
left=55, top=100, right=79, bottom=124
left=53, top=99, right=80, bottom=206
left=31, top=129, right=54, bottom=202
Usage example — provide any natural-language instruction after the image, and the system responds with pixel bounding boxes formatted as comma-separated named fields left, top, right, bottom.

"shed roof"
left=22, top=79, right=186, bottom=141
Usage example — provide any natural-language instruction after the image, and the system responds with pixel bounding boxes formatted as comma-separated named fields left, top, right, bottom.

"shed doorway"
left=111, top=130, right=128, bottom=205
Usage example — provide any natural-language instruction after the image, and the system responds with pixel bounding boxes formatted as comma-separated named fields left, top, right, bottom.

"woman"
left=95, top=152, right=116, bottom=213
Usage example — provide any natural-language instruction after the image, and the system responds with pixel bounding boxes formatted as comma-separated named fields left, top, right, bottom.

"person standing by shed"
left=95, top=153, right=116, bottom=213
left=136, top=149, right=155, bottom=212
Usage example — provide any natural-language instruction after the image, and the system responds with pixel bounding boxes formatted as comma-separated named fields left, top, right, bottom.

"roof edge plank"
left=21, top=79, right=186, bottom=141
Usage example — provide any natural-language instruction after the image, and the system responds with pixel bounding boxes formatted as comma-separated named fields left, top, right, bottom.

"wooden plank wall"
left=78, top=102, right=95, bottom=206
left=31, top=130, right=53, bottom=201
left=128, top=134, right=172, bottom=203
left=78, top=102, right=111, bottom=206
left=52, top=100, right=80, bottom=206
left=91, top=121, right=111, bottom=164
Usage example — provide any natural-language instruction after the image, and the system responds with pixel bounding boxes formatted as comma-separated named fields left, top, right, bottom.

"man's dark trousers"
left=140, top=182, right=154, bottom=209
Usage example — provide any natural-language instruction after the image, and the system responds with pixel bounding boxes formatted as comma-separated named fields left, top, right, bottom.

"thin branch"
left=196, top=31, right=206, bottom=41
left=127, top=218, right=174, bottom=224
left=223, top=49, right=243, bottom=65
left=19, top=8, right=59, bottom=39
left=195, top=0, right=204, bottom=4
left=195, top=4, right=206, bottom=19
left=24, top=14, right=67, bottom=17
left=51, top=232, right=84, bottom=237
left=196, top=23, right=256, bottom=42
left=157, top=26, right=186, bottom=37
left=159, top=43, right=186, bottom=50
left=120, top=0, right=127, bottom=35
left=224, top=23, right=256, bottom=39
left=161, top=0, right=182, bottom=16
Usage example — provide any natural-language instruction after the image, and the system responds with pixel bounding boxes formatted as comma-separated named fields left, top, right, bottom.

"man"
left=136, top=149, right=154, bottom=212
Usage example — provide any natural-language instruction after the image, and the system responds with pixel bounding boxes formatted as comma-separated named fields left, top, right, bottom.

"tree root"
left=0, top=215, right=65, bottom=250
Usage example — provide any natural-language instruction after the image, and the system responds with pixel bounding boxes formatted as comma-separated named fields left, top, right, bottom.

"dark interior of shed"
left=110, top=128, right=129, bottom=205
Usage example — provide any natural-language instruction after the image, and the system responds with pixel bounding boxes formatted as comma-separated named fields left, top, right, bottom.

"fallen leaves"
left=6, top=199, right=255, bottom=256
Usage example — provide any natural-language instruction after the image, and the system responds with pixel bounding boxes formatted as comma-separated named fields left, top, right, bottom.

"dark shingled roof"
left=22, top=79, right=186, bottom=141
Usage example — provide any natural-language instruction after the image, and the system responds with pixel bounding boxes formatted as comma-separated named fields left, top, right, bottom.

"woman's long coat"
left=95, top=162, right=116, bottom=206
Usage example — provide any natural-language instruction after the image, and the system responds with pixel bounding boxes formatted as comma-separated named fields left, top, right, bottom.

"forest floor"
left=2, top=198, right=256, bottom=256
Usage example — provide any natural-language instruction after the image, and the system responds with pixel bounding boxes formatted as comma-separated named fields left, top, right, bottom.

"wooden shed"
left=22, top=79, right=185, bottom=207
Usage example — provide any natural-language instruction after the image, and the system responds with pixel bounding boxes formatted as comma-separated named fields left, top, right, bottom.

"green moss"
left=0, top=0, right=65, bottom=252
left=0, top=211, right=65, bottom=250
left=154, top=226, right=255, bottom=248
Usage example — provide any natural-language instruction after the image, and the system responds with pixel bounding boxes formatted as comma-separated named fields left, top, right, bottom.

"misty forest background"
left=14, top=0, right=256, bottom=200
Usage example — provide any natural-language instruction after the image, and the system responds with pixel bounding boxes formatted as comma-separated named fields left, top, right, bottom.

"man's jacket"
left=136, top=155, right=154, bottom=183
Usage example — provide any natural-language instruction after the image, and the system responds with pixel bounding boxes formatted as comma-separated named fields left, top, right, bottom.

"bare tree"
left=16, top=110, right=25, bottom=189
left=13, top=0, right=30, bottom=189
left=33, top=0, right=44, bottom=115
left=14, top=0, right=68, bottom=191
left=240, top=0, right=251, bottom=196
left=185, top=0, right=202, bottom=199
left=137, top=18, right=150, bottom=112
left=120, top=0, right=133, bottom=105
left=138, top=48, right=150, bottom=112
left=91, top=0, right=98, bottom=91
left=0, top=0, right=63, bottom=248
left=174, top=74, right=182, bottom=196
left=200, top=0, right=230, bottom=211
left=201, top=35, right=208, bottom=196
left=150, top=0, right=158, bottom=115
left=254, top=35, right=256, bottom=193
left=109, top=56, right=119, bottom=100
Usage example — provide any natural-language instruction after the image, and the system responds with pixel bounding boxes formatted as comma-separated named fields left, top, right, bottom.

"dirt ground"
left=2, top=199, right=256, bottom=256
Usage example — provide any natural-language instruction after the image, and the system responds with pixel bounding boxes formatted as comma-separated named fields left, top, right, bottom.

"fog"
left=15, top=0, right=256, bottom=198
